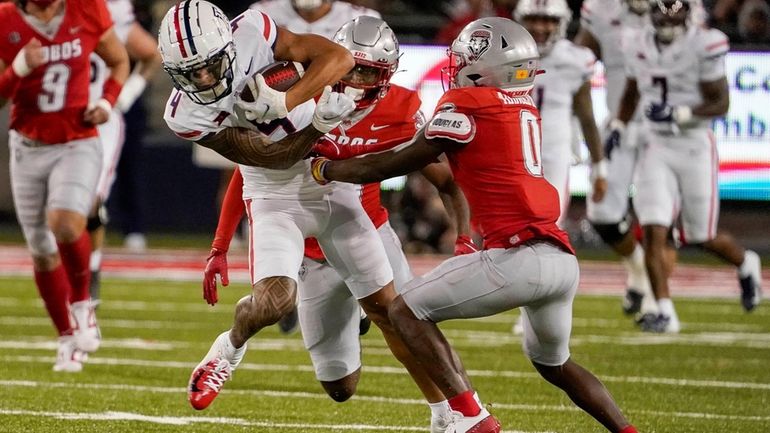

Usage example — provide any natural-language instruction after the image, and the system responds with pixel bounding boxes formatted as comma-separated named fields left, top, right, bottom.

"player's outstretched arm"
left=273, top=27, right=354, bottom=112
left=573, top=81, right=608, bottom=202
left=116, top=22, right=163, bottom=113
left=314, top=131, right=447, bottom=185
left=197, top=125, right=323, bottom=169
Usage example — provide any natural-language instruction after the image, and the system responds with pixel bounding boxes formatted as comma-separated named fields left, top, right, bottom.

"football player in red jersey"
left=0, top=0, right=129, bottom=372
left=312, top=17, right=638, bottom=433
left=203, top=16, right=472, bottom=433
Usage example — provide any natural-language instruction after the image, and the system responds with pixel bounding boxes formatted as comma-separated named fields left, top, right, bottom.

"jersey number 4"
left=38, top=64, right=70, bottom=113
left=520, top=110, right=543, bottom=177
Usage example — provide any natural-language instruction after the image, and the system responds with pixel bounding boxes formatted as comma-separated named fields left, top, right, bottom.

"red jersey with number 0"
left=304, top=84, right=423, bottom=260
left=0, top=0, right=113, bottom=144
left=434, top=87, right=574, bottom=254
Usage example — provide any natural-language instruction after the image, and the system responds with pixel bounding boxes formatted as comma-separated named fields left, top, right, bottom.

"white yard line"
left=1, top=381, right=768, bottom=423
left=3, top=355, right=770, bottom=392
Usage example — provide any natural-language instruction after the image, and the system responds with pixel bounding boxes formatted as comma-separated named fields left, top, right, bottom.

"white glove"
left=312, top=86, right=355, bottom=133
left=235, top=74, right=288, bottom=123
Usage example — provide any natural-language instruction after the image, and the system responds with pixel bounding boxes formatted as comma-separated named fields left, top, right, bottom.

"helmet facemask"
left=333, top=16, right=400, bottom=110
left=164, top=42, right=236, bottom=105
left=520, top=15, right=563, bottom=56
left=651, top=0, right=690, bottom=44
left=335, top=60, right=396, bottom=109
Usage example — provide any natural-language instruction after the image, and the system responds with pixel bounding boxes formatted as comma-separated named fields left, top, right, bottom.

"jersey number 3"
left=38, top=64, right=70, bottom=112
left=520, top=110, right=543, bottom=177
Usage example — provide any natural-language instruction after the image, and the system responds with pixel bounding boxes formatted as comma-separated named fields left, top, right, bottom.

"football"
left=240, top=61, right=305, bottom=102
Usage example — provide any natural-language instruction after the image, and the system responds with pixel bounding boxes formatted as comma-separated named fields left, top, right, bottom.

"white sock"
left=738, top=250, right=757, bottom=278
left=220, top=331, right=247, bottom=369
left=429, top=400, right=451, bottom=420
left=89, top=249, right=102, bottom=272
left=657, top=298, right=676, bottom=318
left=622, top=244, right=647, bottom=290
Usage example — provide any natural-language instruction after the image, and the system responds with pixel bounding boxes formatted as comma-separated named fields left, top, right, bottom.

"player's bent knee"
left=591, top=222, right=629, bottom=245
left=320, top=369, right=360, bottom=402
left=250, top=276, right=297, bottom=325
left=387, top=295, right=416, bottom=324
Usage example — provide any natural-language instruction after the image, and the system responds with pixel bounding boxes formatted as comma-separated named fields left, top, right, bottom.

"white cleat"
left=71, top=300, right=101, bottom=353
left=444, top=408, right=501, bottom=433
left=431, top=414, right=451, bottom=433
left=53, top=335, right=83, bottom=373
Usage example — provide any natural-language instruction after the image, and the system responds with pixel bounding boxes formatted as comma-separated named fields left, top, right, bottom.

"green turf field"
left=1, top=275, right=768, bottom=433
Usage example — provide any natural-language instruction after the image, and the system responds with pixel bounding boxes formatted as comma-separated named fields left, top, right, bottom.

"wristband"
left=115, top=73, right=147, bottom=113
left=673, top=105, right=693, bottom=125
left=609, top=118, right=626, bottom=133
left=11, top=49, right=32, bottom=78
left=311, top=157, right=331, bottom=185
left=101, top=77, right=123, bottom=107
left=590, top=159, right=609, bottom=182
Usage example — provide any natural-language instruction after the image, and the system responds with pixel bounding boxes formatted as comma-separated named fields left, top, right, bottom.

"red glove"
left=311, top=136, right=403, bottom=160
left=203, top=248, right=229, bottom=306
left=454, top=235, right=479, bottom=256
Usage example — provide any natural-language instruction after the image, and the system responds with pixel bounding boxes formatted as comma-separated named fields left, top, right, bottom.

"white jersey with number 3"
left=624, top=26, right=729, bottom=133
left=163, top=10, right=323, bottom=200
left=250, top=0, right=380, bottom=39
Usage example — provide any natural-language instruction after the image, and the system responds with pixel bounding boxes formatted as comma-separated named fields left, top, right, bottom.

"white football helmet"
left=444, top=17, right=540, bottom=93
left=513, top=0, right=571, bottom=56
left=649, top=0, right=699, bottom=43
left=158, top=0, right=236, bottom=105
left=333, top=16, right=399, bottom=109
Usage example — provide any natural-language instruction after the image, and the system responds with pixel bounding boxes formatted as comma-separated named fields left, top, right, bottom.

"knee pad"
left=591, top=219, right=631, bottom=245
left=87, top=205, right=109, bottom=232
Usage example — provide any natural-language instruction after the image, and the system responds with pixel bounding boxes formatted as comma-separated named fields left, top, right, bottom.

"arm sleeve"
left=212, top=168, right=246, bottom=252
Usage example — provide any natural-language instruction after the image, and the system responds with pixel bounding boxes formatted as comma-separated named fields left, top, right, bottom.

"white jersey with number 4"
left=163, top=9, right=323, bottom=200
left=250, top=0, right=380, bottom=39
left=579, top=0, right=647, bottom=117
left=624, top=26, right=729, bottom=134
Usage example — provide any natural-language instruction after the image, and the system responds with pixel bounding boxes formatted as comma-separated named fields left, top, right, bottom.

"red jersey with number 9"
left=433, top=87, right=574, bottom=254
left=0, top=0, right=113, bottom=144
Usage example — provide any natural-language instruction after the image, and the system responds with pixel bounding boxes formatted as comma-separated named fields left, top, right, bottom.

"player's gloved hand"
left=310, top=157, right=331, bottom=185
left=604, top=119, right=625, bottom=160
left=454, top=235, right=479, bottom=256
left=203, top=248, right=229, bottom=306
left=236, top=74, right=288, bottom=123
left=644, top=102, right=674, bottom=123
left=311, top=136, right=346, bottom=160
left=312, top=86, right=355, bottom=133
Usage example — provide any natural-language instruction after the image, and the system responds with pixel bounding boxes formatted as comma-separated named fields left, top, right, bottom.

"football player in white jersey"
left=250, top=0, right=379, bottom=334
left=159, top=1, right=443, bottom=415
left=514, top=0, right=608, bottom=226
left=609, top=0, right=762, bottom=332
left=251, top=0, right=380, bottom=39
left=87, top=0, right=162, bottom=307
left=575, top=0, right=661, bottom=318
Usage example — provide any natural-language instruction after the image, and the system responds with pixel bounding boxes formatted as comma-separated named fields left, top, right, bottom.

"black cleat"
left=358, top=315, right=371, bottom=336
left=622, top=289, right=643, bottom=316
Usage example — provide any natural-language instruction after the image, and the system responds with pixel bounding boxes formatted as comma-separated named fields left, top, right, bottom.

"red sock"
left=34, top=266, right=73, bottom=336
left=57, top=231, right=92, bottom=304
left=619, top=426, right=638, bottom=433
left=448, top=390, right=481, bottom=417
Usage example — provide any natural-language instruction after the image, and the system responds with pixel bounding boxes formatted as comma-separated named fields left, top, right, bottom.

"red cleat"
left=188, top=358, right=232, bottom=410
